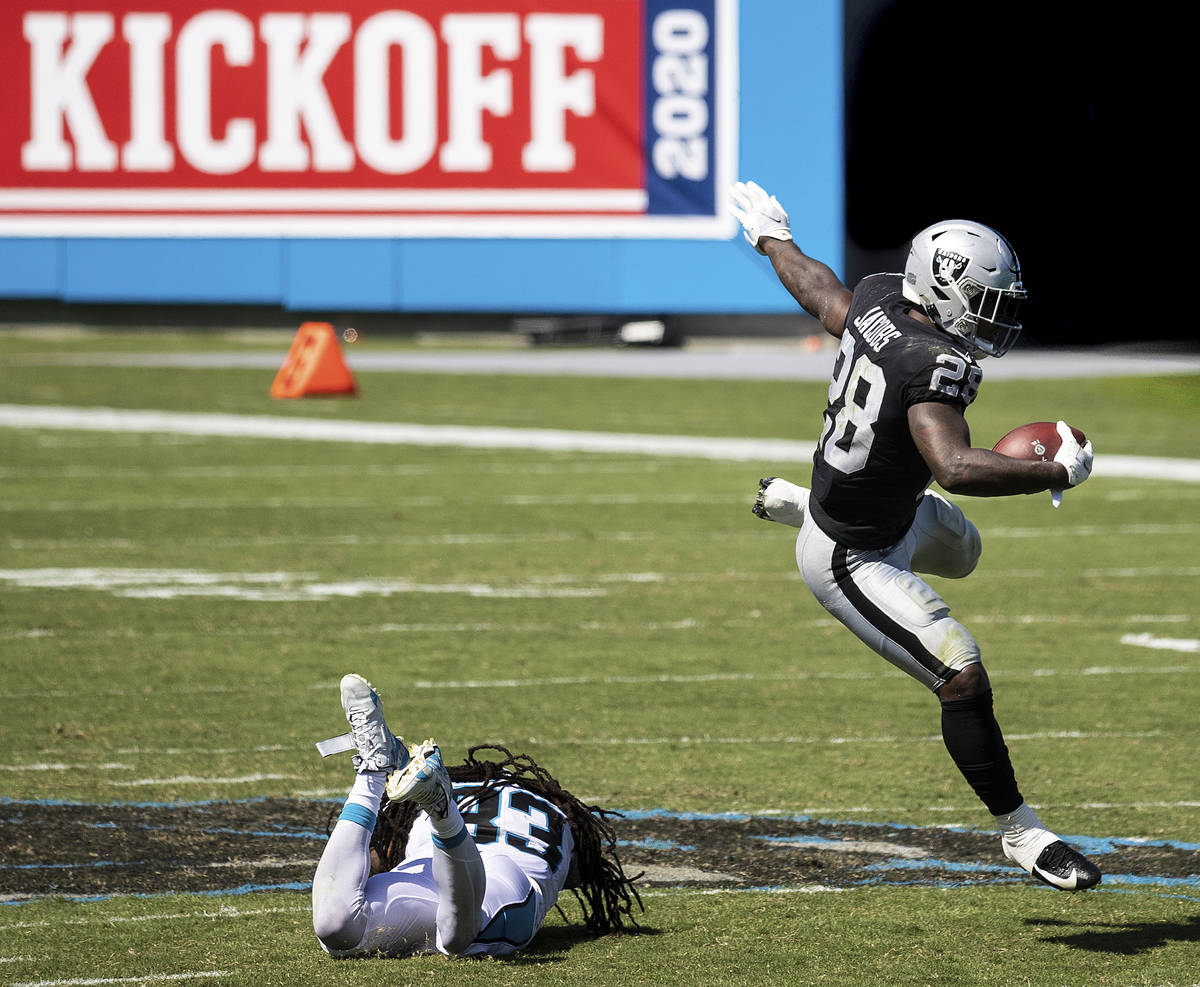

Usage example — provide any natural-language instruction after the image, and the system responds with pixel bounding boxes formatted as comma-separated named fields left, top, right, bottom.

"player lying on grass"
left=311, top=674, right=642, bottom=958
left=730, top=180, right=1101, bottom=891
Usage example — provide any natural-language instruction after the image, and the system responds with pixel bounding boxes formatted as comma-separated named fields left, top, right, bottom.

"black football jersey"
left=808, top=273, right=982, bottom=549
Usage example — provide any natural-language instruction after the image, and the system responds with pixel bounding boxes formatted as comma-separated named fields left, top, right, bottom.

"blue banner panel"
left=643, top=0, right=717, bottom=220
left=62, top=239, right=283, bottom=303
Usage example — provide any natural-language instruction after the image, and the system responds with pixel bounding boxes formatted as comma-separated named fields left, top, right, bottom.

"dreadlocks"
left=367, top=744, right=642, bottom=936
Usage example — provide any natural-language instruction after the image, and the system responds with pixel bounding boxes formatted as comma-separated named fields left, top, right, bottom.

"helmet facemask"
left=949, top=278, right=1026, bottom=358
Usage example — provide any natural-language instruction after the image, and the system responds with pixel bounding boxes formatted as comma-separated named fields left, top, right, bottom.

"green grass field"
left=2, top=328, right=1198, bottom=986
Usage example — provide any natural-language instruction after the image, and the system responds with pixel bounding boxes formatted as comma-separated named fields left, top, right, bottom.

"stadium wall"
left=0, top=0, right=842, bottom=317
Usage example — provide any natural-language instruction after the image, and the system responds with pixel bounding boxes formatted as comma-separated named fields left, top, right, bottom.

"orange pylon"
left=270, top=322, right=357, bottom=398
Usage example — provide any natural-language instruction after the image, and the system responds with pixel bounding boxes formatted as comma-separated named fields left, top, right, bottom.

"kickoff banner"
left=0, top=0, right=737, bottom=237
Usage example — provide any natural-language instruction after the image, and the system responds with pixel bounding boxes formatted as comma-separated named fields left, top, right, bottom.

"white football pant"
left=796, top=490, right=982, bottom=691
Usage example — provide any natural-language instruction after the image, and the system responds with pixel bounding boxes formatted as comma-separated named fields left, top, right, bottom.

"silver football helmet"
left=902, top=220, right=1026, bottom=358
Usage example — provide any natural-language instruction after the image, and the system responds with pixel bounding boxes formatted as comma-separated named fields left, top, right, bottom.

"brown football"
left=992, top=422, right=1086, bottom=462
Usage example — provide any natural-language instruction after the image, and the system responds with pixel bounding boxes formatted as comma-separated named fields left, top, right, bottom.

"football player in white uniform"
left=729, top=181, right=1101, bottom=891
left=312, top=674, right=641, bottom=958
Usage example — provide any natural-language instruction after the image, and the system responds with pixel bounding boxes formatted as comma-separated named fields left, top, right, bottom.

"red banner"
left=0, top=1, right=737, bottom=237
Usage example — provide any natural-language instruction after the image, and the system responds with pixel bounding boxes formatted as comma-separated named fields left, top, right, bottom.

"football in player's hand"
left=992, top=422, right=1086, bottom=461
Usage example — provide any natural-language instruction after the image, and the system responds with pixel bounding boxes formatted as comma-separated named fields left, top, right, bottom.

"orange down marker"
left=270, top=322, right=358, bottom=398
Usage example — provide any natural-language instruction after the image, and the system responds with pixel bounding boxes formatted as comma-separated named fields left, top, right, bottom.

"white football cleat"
left=339, top=674, right=409, bottom=774
left=386, top=739, right=453, bottom=820
left=752, top=477, right=809, bottom=528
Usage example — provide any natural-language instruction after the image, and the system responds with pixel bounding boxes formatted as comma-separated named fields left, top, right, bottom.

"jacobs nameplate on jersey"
left=0, top=0, right=738, bottom=238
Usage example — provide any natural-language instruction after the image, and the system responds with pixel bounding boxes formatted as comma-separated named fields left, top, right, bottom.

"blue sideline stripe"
left=11, top=797, right=1195, bottom=855
left=1, top=880, right=315, bottom=907
left=202, top=826, right=329, bottom=840
left=622, top=807, right=1200, bottom=854
left=338, top=803, right=376, bottom=831
left=0, top=860, right=146, bottom=871
left=619, top=837, right=696, bottom=851
left=863, top=857, right=1016, bottom=875
left=5, top=795, right=1197, bottom=907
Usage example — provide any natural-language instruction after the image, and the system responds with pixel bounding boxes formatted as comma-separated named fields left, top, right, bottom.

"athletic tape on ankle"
left=316, top=731, right=356, bottom=757
left=338, top=802, right=377, bottom=831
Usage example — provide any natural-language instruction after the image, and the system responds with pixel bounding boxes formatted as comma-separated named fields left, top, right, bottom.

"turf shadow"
left=505, top=923, right=663, bottom=964
left=1027, top=915, right=1200, bottom=955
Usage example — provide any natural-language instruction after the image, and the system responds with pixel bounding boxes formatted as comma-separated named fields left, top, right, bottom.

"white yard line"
left=1, top=404, right=1198, bottom=478
left=0, top=493, right=733, bottom=513
left=0, top=763, right=132, bottom=772
left=0, top=498, right=381, bottom=513
left=1, top=564, right=1196, bottom=605
left=203, top=857, right=320, bottom=870
left=0, top=405, right=809, bottom=463
left=1120, top=632, right=1199, bottom=653
left=0, top=461, right=664, bottom=479
left=748, top=799, right=1200, bottom=817
left=8, top=973, right=229, bottom=987
left=107, top=774, right=297, bottom=787
left=1, top=612, right=1193, bottom=644
left=62, top=722, right=1180, bottom=759
left=1, top=729, right=1169, bottom=777
left=1106, top=487, right=1200, bottom=500
left=8, top=525, right=1200, bottom=552
left=0, top=568, right=610, bottom=601
left=0, top=905, right=308, bottom=934
left=0, top=656, right=1194, bottom=706
left=986, top=523, right=1200, bottom=538
left=489, top=730, right=1167, bottom=748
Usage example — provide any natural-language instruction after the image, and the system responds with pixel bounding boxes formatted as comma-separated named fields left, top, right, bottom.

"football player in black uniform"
left=729, top=180, right=1100, bottom=891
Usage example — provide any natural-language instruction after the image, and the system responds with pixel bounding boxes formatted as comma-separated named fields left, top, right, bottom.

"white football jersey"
left=403, top=781, right=575, bottom=956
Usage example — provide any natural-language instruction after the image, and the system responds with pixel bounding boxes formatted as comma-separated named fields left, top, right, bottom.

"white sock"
left=994, top=802, right=1058, bottom=868
left=342, top=771, right=385, bottom=818
left=427, top=799, right=467, bottom=842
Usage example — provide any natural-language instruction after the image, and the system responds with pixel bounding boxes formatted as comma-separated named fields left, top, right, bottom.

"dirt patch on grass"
left=2, top=800, right=1195, bottom=901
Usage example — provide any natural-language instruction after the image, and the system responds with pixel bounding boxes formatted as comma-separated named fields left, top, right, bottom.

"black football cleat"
left=1020, top=840, right=1102, bottom=891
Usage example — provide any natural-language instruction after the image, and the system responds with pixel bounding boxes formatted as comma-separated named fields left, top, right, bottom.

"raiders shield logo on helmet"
left=932, top=248, right=968, bottom=287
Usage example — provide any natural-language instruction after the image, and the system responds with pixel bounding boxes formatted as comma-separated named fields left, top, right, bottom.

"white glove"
left=728, top=180, right=793, bottom=254
left=1050, top=419, right=1093, bottom=507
